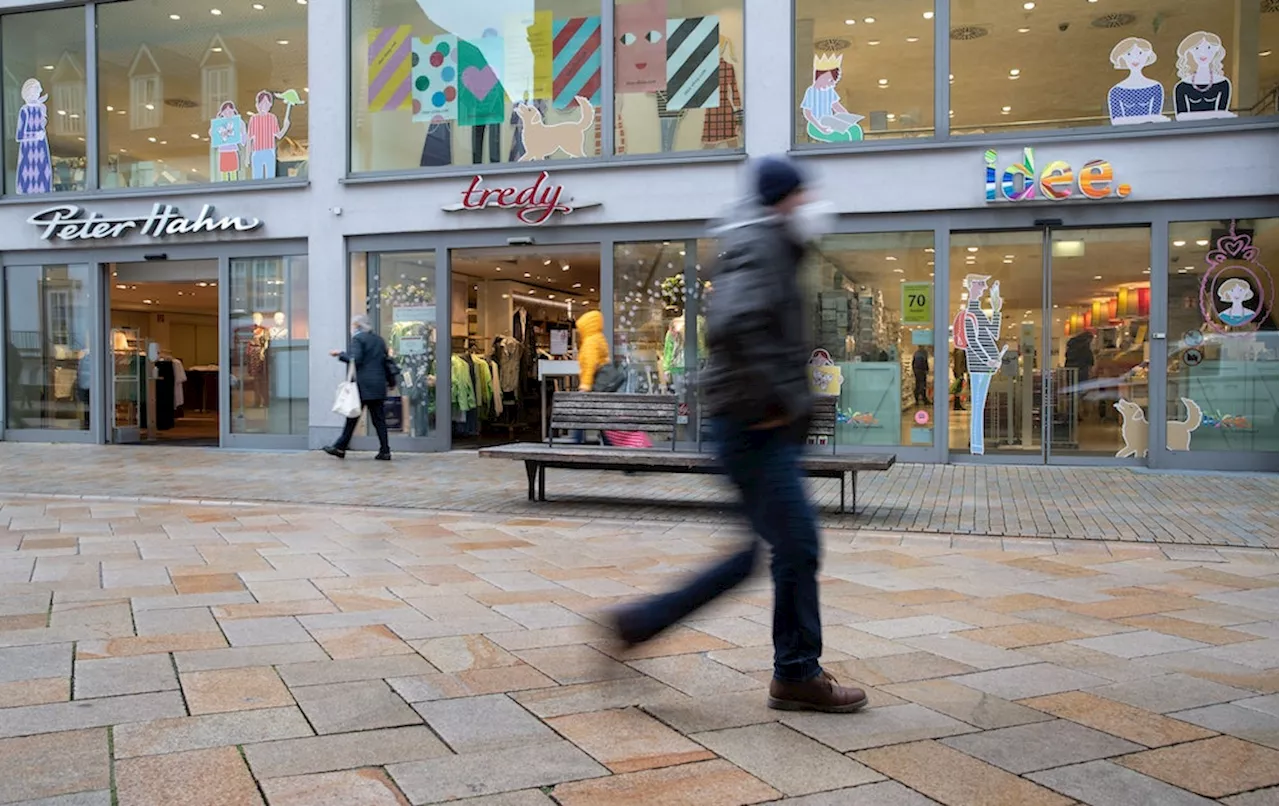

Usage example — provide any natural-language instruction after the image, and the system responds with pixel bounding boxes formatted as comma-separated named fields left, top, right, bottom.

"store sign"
left=984, top=148, right=1132, bottom=203
left=447, top=171, right=596, bottom=226
left=29, top=203, right=262, bottom=241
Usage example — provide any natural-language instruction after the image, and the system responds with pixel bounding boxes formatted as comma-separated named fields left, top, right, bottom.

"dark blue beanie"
left=755, top=156, right=805, bottom=207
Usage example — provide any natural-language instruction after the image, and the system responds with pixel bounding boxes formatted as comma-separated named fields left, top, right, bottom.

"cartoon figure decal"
left=953, top=273, right=1006, bottom=455
left=1199, top=222, right=1273, bottom=334
left=209, top=101, right=246, bottom=182
left=1174, top=31, right=1236, bottom=121
left=514, top=95, right=595, bottom=160
left=246, top=89, right=298, bottom=180
left=15, top=78, right=52, bottom=195
left=807, top=349, right=843, bottom=396
left=1217, top=279, right=1257, bottom=327
left=801, top=53, right=862, bottom=143
left=615, top=0, right=668, bottom=93
left=1107, top=37, right=1168, bottom=125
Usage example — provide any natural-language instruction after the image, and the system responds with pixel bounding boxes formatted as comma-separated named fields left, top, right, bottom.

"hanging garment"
left=469, top=354, right=494, bottom=414
left=701, top=60, right=742, bottom=145
left=450, top=355, right=477, bottom=414
left=488, top=360, right=503, bottom=416
left=172, top=359, right=187, bottom=410
left=494, top=336, right=523, bottom=394
left=420, top=121, right=453, bottom=167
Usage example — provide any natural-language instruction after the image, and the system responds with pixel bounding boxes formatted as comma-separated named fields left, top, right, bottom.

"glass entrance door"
left=949, top=226, right=1152, bottom=462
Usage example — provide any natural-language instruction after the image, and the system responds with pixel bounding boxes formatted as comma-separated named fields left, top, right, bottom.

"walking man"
left=912, top=344, right=930, bottom=406
left=953, top=273, right=1004, bottom=455
left=324, top=315, right=393, bottom=460
left=611, top=156, right=867, bottom=713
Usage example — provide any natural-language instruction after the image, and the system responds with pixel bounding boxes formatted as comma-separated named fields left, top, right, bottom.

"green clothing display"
left=469, top=354, right=493, bottom=410
left=662, top=316, right=707, bottom=373
left=451, top=355, right=476, bottom=412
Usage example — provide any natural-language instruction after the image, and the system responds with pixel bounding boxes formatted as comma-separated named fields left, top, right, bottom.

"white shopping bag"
left=332, top=362, right=362, bottom=419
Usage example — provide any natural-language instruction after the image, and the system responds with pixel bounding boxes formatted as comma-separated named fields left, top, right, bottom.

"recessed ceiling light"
left=923, top=11, right=934, bottom=19
left=148, top=136, right=157, bottom=143
left=864, top=17, right=875, bottom=23
left=885, top=256, right=898, bottom=261
left=1001, top=105, right=1012, bottom=113
left=1173, top=240, right=1186, bottom=247
left=145, top=103, right=155, bottom=110
left=878, top=78, right=889, bottom=86
left=1142, top=269, right=1151, bottom=274
left=276, top=40, right=289, bottom=45
left=296, top=0, right=307, bottom=4
left=868, top=40, right=881, bottom=45
left=524, top=272, right=531, bottom=277
left=1094, top=275, right=1103, bottom=280
left=252, top=2, right=264, bottom=8
left=1024, top=2, right=1035, bottom=9
left=844, top=18, right=855, bottom=25
left=893, top=268, right=904, bottom=274
left=118, top=110, right=126, bottom=115
left=211, top=8, right=222, bottom=15
left=1003, top=259, right=1013, bottom=264
left=116, top=284, right=126, bottom=290
left=886, top=113, right=897, bottom=121
left=42, top=64, right=54, bottom=71
left=169, top=13, right=181, bottom=20
left=1262, top=51, right=1274, bottom=57
left=967, top=246, right=979, bottom=253
left=906, top=36, right=919, bottom=42
left=106, top=106, right=114, bottom=112
left=1009, top=68, right=1021, bottom=76
left=1196, top=239, right=1209, bottom=246
left=191, top=133, right=200, bottom=139
left=1004, top=255, right=1015, bottom=259
left=1017, top=26, right=1031, bottom=33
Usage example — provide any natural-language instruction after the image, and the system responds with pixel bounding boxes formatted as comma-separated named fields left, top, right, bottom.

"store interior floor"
left=110, top=261, right=219, bottom=447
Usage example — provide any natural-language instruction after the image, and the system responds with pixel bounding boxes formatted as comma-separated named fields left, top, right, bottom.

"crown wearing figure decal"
left=813, top=52, right=843, bottom=73
left=1207, top=223, right=1261, bottom=266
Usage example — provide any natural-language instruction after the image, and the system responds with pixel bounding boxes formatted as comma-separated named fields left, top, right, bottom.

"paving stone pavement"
left=0, top=443, right=1275, bottom=546
left=0, top=495, right=1275, bottom=805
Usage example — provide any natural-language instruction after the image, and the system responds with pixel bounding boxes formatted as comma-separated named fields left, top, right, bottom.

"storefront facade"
left=0, top=0, right=1272, bottom=471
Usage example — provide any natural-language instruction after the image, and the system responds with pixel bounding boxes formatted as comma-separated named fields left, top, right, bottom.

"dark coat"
left=340, top=329, right=390, bottom=402
left=701, top=200, right=813, bottom=429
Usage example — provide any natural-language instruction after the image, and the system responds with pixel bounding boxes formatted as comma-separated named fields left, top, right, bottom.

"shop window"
left=350, top=251, right=438, bottom=439
left=229, top=256, right=309, bottom=436
left=793, top=1, right=935, bottom=146
left=950, top=1, right=1277, bottom=135
left=1, top=6, right=88, bottom=194
left=5, top=264, right=94, bottom=431
left=613, top=0, right=745, bottom=155
left=350, top=0, right=605, bottom=172
left=1165, top=219, right=1278, bottom=454
left=96, top=0, right=309, bottom=189
left=809, top=232, right=936, bottom=447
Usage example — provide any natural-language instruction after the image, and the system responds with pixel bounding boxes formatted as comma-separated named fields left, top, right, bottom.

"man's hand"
left=329, top=350, right=340, bottom=357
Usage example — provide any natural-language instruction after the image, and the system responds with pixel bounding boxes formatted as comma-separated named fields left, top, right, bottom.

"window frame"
left=0, top=0, right=310, bottom=199
left=342, top=0, right=750, bottom=181
left=788, top=0, right=1280, bottom=155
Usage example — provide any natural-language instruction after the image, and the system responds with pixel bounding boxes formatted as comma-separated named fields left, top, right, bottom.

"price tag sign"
left=902, top=282, right=932, bottom=324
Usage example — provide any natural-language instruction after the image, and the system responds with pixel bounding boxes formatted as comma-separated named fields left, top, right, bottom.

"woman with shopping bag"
left=323, top=315, right=394, bottom=460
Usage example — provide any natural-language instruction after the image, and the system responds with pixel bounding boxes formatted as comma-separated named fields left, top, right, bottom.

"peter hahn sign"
left=28, top=204, right=262, bottom=241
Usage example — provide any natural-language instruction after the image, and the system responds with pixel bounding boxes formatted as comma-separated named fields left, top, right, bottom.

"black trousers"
left=335, top=400, right=390, bottom=454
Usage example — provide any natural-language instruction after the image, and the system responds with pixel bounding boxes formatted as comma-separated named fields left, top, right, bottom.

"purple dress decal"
left=16, top=79, right=52, bottom=195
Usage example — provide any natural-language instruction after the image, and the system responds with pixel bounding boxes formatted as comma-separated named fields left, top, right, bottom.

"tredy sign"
left=444, top=171, right=598, bottom=226
left=28, top=203, right=262, bottom=241
left=985, top=148, right=1132, bottom=203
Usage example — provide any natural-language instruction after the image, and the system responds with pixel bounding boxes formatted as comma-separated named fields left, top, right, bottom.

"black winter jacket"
left=701, top=202, right=814, bottom=430
left=339, top=329, right=391, bottom=403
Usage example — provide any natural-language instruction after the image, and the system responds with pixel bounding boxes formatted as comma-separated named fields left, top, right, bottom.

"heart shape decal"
left=1209, top=233, right=1259, bottom=265
left=462, top=66, right=498, bottom=102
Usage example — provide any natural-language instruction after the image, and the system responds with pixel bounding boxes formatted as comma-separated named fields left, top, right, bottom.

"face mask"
left=786, top=200, right=835, bottom=244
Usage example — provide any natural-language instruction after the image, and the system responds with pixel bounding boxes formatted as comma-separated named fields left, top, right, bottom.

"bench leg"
left=525, top=461, right=538, bottom=502
left=839, top=473, right=846, bottom=515
left=851, top=472, right=858, bottom=516
left=538, top=464, right=547, bottom=502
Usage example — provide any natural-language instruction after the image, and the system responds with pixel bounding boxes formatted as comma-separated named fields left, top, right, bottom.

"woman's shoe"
left=323, top=445, right=346, bottom=459
left=375, top=452, right=392, bottom=461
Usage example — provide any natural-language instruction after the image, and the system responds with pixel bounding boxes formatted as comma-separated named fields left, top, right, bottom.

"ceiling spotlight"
left=868, top=40, right=881, bottom=45
left=1173, top=240, right=1186, bottom=247
left=967, top=246, right=979, bottom=253
left=1009, top=68, right=1021, bottom=76
left=864, top=17, right=875, bottom=23
left=844, top=18, right=855, bottom=25
left=252, top=2, right=264, bottom=8
left=169, top=13, right=181, bottom=20
left=906, top=37, right=919, bottom=43
left=210, top=8, right=222, bottom=15
left=1023, top=2, right=1035, bottom=9
left=1195, top=239, right=1209, bottom=246
left=923, top=11, right=934, bottom=19
left=1094, top=275, right=1103, bottom=280
left=1017, top=26, right=1031, bottom=33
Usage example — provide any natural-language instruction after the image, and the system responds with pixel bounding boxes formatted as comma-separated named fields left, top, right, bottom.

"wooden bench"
left=479, top=393, right=895, bottom=514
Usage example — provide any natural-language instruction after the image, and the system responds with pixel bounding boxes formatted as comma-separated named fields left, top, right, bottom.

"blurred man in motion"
left=611, top=156, right=867, bottom=714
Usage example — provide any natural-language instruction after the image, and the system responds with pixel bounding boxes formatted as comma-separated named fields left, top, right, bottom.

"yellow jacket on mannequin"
left=575, top=310, right=609, bottom=391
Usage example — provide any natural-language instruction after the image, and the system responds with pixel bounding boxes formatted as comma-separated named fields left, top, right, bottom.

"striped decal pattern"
left=368, top=26, right=412, bottom=112
left=552, top=16, right=602, bottom=111
left=665, top=16, right=720, bottom=110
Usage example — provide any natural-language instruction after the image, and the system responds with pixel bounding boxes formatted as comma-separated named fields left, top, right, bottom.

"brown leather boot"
left=768, top=671, right=868, bottom=713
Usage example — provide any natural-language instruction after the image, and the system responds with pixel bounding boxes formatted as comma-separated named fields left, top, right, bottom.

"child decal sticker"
left=15, top=78, right=52, bottom=195
left=246, top=89, right=297, bottom=180
left=209, top=101, right=246, bottom=182
left=1174, top=31, right=1236, bottom=121
left=800, top=53, right=862, bottom=143
left=1107, top=37, right=1168, bottom=125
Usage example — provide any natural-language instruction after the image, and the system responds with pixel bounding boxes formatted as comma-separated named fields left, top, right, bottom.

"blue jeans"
left=969, top=371, right=992, bottom=455
left=617, top=418, right=822, bottom=682
left=251, top=149, right=276, bottom=179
